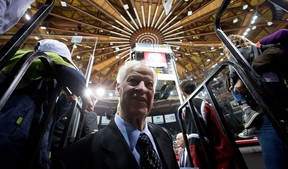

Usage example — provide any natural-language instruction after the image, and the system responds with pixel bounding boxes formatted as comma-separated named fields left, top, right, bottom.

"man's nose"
left=136, top=81, right=147, bottom=91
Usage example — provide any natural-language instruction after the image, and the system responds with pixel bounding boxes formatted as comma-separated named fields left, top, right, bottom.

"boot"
left=243, top=107, right=262, bottom=129
left=238, top=127, right=259, bottom=139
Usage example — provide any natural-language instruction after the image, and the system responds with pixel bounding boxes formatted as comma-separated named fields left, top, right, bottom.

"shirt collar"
left=114, top=113, right=150, bottom=151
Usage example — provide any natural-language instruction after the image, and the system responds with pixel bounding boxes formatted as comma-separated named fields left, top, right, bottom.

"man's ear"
left=115, top=83, right=121, bottom=97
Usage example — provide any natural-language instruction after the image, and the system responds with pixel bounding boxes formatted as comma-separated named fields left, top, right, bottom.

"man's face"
left=176, top=133, right=185, bottom=148
left=116, top=64, right=155, bottom=121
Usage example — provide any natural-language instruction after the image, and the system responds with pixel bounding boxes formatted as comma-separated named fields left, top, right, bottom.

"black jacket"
left=52, top=120, right=179, bottom=169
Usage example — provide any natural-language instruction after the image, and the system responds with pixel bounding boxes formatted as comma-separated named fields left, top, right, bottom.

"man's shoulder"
left=148, top=122, right=171, bottom=136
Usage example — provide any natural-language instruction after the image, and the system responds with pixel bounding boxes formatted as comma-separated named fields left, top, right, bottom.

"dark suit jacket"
left=52, top=120, right=179, bottom=169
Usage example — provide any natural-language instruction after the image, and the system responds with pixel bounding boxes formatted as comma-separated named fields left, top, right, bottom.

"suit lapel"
left=102, top=121, right=139, bottom=169
left=148, top=123, right=177, bottom=169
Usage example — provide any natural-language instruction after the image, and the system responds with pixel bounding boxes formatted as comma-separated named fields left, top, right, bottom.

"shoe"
left=238, top=127, right=259, bottom=139
left=243, top=107, right=262, bottom=129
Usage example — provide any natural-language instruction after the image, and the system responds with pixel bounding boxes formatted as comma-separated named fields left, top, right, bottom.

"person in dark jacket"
left=223, top=35, right=261, bottom=138
left=0, top=39, right=96, bottom=169
left=179, top=80, right=239, bottom=169
left=51, top=60, right=179, bottom=169
left=253, top=29, right=288, bottom=169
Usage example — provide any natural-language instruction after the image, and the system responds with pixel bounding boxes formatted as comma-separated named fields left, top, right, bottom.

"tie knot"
left=138, top=133, right=150, bottom=144
left=136, top=133, right=163, bottom=169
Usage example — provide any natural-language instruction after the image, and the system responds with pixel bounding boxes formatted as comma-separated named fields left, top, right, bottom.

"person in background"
left=179, top=79, right=239, bottom=169
left=254, top=28, right=288, bottom=84
left=51, top=60, right=179, bottom=169
left=252, top=28, right=288, bottom=169
left=176, top=133, right=187, bottom=168
left=225, top=32, right=288, bottom=169
left=0, top=39, right=96, bottom=169
left=223, top=35, right=261, bottom=138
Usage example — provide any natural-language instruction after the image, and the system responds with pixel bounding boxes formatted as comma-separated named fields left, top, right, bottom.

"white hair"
left=116, top=60, right=157, bottom=90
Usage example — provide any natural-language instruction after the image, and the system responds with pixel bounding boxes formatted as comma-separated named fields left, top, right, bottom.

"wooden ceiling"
left=1, top=0, right=287, bottom=90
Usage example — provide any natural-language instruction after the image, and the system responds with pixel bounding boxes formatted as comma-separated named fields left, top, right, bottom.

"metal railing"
left=177, top=0, right=288, bottom=168
left=0, top=0, right=55, bottom=70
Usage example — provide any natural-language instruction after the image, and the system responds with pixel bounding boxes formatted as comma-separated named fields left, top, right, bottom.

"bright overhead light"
left=233, top=18, right=238, bottom=23
left=124, top=4, right=129, bottom=10
left=96, top=88, right=105, bottom=97
left=34, top=36, right=40, bottom=40
left=84, top=88, right=93, bottom=96
left=243, top=4, right=248, bottom=10
left=207, top=59, right=211, bottom=62
left=187, top=11, right=192, bottom=16
left=251, top=26, right=257, bottom=30
left=60, top=1, right=67, bottom=7
left=267, top=21, right=273, bottom=26
left=25, top=14, right=30, bottom=20
left=252, top=15, right=258, bottom=20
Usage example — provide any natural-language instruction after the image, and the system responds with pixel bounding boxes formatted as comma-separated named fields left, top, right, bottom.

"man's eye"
left=145, top=82, right=154, bottom=89
left=129, top=79, right=139, bottom=86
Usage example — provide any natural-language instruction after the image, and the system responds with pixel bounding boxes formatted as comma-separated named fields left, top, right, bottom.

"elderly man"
left=52, top=60, right=179, bottom=169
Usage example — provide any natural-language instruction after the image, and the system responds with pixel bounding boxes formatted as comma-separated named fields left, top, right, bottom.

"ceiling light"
left=252, top=15, right=258, bottom=20
left=232, top=18, right=238, bottom=23
left=60, top=1, right=67, bottom=7
left=40, top=26, right=46, bottom=30
left=187, top=11, right=192, bottom=16
left=243, top=4, right=248, bottom=10
left=124, top=4, right=129, bottom=10
left=115, top=47, right=120, bottom=51
left=25, top=14, right=30, bottom=20
left=34, top=36, right=40, bottom=40
left=267, top=21, right=273, bottom=26
left=84, top=88, right=93, bottom=96
left=207, top=59, right=211, bottom=62
left=251, top=26, right=257, bottom=30
left=246, top=28, right=251, bottom=32
left=96, top=88, right=105, bottom=97
left=243, top=32, right=248, bottom=36
left=76, top=55, right=81, bottom=59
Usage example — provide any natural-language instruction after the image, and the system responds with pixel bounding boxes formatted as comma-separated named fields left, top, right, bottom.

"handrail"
left=0, top=51, right=85, bottom=168
left=0, top=52, right=56, bottom=110
left=0, top=0, right=55, bottom=70
left=214, top=0, right=288, bottom=147
left=178, top=0, right=288, bottom=168
left=178, top=61, right=249, bottom=169
left=268, top=0, right=288, bottom=12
